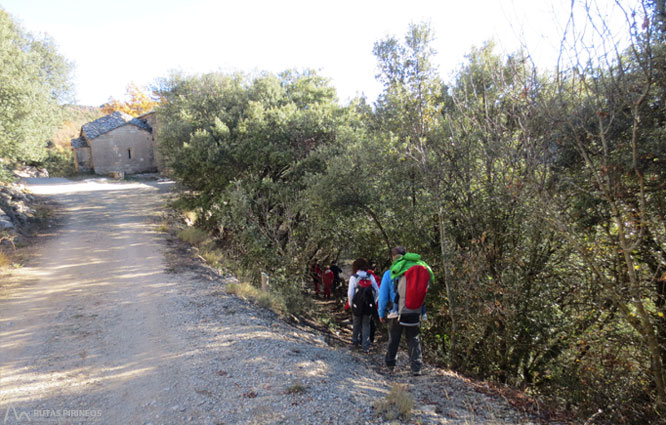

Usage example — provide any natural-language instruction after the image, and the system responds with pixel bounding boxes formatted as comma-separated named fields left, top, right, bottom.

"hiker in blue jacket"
left=378, top=246, right=431, bottom=376
left=378, top=269, right=394, bottom=318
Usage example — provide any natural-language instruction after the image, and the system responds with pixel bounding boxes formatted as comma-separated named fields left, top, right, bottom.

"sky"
left=0, top=0, right=629, bottom=106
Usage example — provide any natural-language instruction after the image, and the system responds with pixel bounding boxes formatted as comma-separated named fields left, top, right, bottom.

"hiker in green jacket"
left=378, top=246, right=433, bottom=376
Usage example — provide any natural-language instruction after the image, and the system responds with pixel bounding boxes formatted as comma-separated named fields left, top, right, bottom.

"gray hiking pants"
left=385, top=318, right=422, bottom=373
left=352, top=314, right=372, bottom=351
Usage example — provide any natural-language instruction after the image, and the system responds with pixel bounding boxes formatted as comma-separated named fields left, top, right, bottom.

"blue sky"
left=0, top=0, right=629, bottom=106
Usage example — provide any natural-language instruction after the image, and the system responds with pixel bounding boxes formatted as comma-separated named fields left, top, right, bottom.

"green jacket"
left=389, top=252, right=434, bottom=282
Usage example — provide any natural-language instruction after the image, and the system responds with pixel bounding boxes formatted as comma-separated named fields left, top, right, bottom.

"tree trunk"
left=438, top=204, right=457, bottom=367
left=360, top=203, right=393, bottom=256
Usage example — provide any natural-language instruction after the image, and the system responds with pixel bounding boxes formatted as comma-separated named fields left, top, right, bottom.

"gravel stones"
left=163, top=263, right=542, bottom=425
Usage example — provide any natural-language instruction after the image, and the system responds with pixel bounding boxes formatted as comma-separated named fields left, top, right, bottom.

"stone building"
left=71, top=111, right=158, bottom=175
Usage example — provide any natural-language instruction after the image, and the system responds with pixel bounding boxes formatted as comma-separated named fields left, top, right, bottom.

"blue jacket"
left=378, top=268, right=427, bottom=319
left=377, top=269, right=395, bottom=319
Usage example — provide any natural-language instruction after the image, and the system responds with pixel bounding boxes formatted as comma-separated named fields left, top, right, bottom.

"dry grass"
left=173, top=219, right=293, bottom=317
left=0, top=250, right=11, bottom=268
left=226, top=282, right=286, bottom=315
left=0, top=231, right=17, bottom=250
left=201, top=249, right=224, bottom=267
left=177, top=227, right=210, bottom=246
left=374, top=384, right=414, bottom=422
left=33, top=205, right=54, bottom=221
left=285, top=381, right=306, bottom=394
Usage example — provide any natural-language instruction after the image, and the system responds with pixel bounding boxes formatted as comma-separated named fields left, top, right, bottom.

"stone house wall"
left=74, top=146, right=93, bottom=173
left=138, top=112, right=164, bottom=173
left=89, top=125, right=156, bottom=175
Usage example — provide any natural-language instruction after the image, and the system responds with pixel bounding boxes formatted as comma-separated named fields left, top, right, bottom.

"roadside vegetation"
left=0, top=7, right=74, bottom=181
left=155, top=3, right=666, bottom=423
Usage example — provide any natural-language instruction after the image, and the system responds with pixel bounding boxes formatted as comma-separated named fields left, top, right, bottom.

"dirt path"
left=0, top=178, right=540, bottom=425
left=0, top=178, right=198, bottom=424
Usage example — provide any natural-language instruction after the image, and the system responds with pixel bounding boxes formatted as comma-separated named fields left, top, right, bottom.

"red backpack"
left=394, top=265, right=430, bottom=325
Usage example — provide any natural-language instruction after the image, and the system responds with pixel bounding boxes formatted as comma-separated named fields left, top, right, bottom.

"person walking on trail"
left=310, top=262, right=323, bottom=297
left=322, top=265, right=334, bottom=299
left=367, top=262, right=381, bottom=344
left=347, top=258, right=379, bottom=353
left=378, top=246, right=433, bottom=376
left=330, top=261, right=343, bottom=294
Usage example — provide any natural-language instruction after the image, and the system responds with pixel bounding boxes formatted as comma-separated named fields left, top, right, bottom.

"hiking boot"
left=387, top=311, right=398, bottom=319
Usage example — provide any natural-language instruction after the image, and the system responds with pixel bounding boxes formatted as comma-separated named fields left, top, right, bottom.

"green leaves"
left=157, top=11, right=665, bottom=422
left=157, top=69, right=344, bottom=281
left=0, top=9, right=72, bottom=170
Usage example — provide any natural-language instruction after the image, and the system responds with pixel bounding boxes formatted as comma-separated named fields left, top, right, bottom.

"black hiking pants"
left=385, top=318, right=422, bottom=373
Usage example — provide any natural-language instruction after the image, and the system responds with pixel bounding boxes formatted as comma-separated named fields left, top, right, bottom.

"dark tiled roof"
left=137, top=110, right=155, bottom=119
left=71, top=137, right=89, bottom=148
left=81, top=111, right=152, bottom=140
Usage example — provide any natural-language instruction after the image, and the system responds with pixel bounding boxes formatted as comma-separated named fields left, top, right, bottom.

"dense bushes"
left=157, top=3, right=665, bottom=422
left=156, top=70, right=350, bottom=288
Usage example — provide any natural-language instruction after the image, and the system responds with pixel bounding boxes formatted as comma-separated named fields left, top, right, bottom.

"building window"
left=128, top=149, right=132, bottom=159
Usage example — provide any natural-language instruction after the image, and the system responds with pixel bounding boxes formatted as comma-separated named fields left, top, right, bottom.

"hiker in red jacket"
left=310, top=262, right=323, bottom=297
left=322, top=265, right=334, bottom=299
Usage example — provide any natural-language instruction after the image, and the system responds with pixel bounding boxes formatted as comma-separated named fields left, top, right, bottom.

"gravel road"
left=0, top=177, right=540, bottom=425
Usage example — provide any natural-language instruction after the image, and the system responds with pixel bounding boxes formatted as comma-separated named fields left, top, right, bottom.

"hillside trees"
left=157, top=10, right=664, bottom=422
left=313, top=15, right=664, bottom=420
left=0, top=7, right=72, bottom=178
left=156, top=70, right=347, bottom=288
left=436, top=44, right=583, bottom=387
left=371, top=23, right=461, bottom=355
left=532, top=0, right=666, bottom=417
left=306, top=101, right=407, bottom=263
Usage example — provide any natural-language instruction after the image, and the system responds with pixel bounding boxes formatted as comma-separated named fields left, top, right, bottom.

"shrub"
left=41, top=146, right=76, bottom=177
left=0, top=163, right=14, bottom=183
left=201, top=249, right=224, bottom=267
left=285, top=381, right=306, bottom=394
left=177, top=227, right=209, bottom=247
left=374, top=384, right=414, bottom=422
left=269, top=275, right=313, bottom=317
